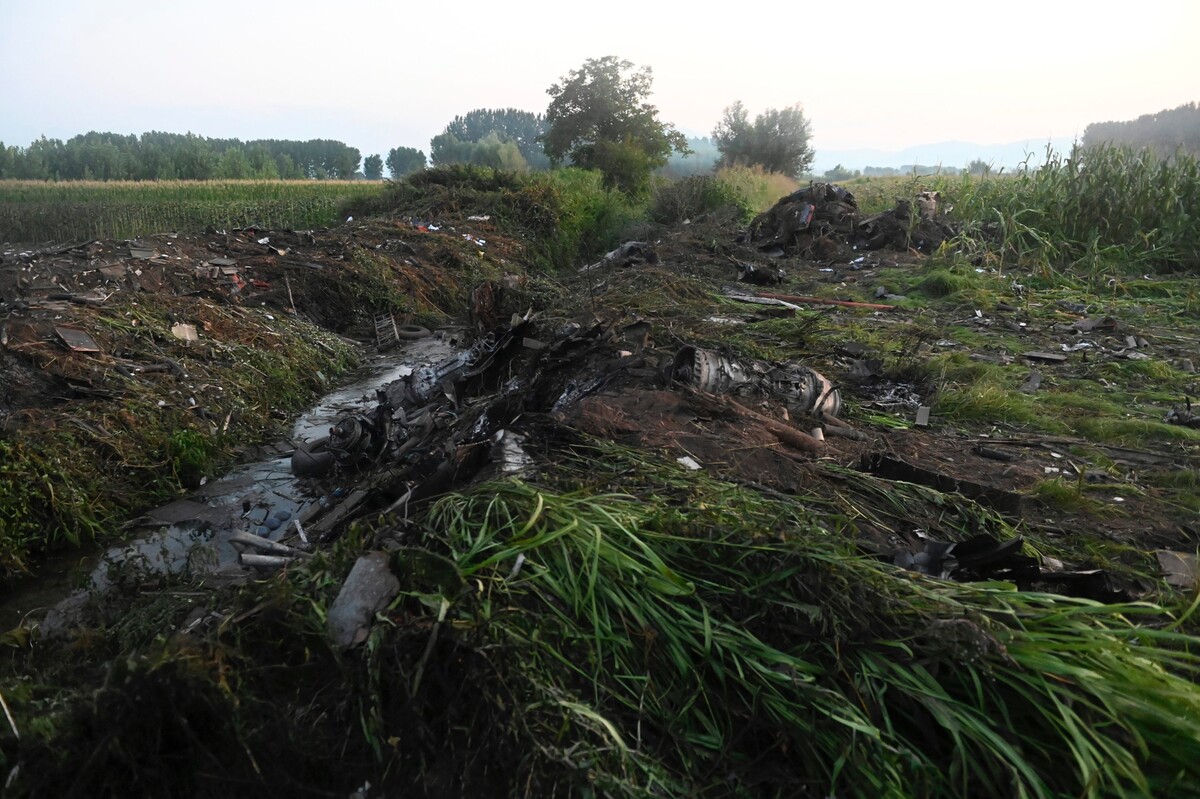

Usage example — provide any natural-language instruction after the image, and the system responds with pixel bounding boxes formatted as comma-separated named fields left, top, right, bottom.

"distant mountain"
left=811, top=137, right=1076, bottom=174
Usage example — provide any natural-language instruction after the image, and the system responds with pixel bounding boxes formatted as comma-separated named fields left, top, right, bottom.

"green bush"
left=166, top=428, right=220, bottom=489
left=0, top=436, right=107, bottom=575
left=648, top=174, right=752, bottom=225
left=534, top=169, right=642, bottom=268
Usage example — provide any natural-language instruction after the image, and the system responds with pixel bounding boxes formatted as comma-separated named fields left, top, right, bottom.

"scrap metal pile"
left=286, top=313, right=846, bottom=539
left=281, top=311, right=1136, bottom=606
left=747, top=182, right=958, bottom=259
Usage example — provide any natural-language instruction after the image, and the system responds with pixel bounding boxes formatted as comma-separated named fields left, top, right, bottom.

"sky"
left=2, top=0, right=1197, bottom=169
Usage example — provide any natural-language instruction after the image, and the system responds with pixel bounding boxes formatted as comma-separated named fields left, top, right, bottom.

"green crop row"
left=845, top=144, right=1200, bottom=274
left=0, top=179, right=384, bottom=243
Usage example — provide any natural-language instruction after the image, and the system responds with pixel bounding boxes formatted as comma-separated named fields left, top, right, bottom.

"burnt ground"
left=2, top=182, right=1199, bottom=796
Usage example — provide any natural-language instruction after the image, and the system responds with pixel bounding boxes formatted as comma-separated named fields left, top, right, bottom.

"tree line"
left=0, top=132, right=362, bottom=181
left=1082, top=102, right=1200, bottom=157
left=2, top=56, right=821, bottom=194
left=417, top=57, right=815, bottom=195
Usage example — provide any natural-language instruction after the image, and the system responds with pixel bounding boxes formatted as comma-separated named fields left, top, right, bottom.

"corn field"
left=845, top=144, right=1200, bottom=273
left=0, top=179, right=385, bottom=243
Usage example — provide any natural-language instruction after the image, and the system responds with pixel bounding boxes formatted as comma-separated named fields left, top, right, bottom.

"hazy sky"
left=2, top=0, right=1197, bottom=166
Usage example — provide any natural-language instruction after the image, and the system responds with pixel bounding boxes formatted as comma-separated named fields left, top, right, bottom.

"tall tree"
left=543, top=56, right=688, bottom=194
left=363, top=154, right=384, bottom=180
left=713, top=101, right=814, bottom=177
left=431, top=132, right=529, bottom=171
left=215, top=147, right=251, bottom=179
left=441, top=108, right=549, bottom=168
left=386, top=146, right=426, bottom=179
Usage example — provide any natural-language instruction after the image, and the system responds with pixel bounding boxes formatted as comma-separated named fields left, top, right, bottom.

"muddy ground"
left=2, top=178, right=1199, bottom=796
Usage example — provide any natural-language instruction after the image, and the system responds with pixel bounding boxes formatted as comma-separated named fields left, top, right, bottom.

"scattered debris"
left=973, top=444, right=1017, bottom=462
left=751, top=290, right=896, bottom=311
left=1023, top=351, right=1068, bottom=363
left=1165, top=399, right=1200, bottom=429
left=863, top=453, right=1024, bottom=516
left=327, top=552, right=400, bottom=649
left=4, top=174, right=1200, bottom=799
left=170, top=323, right=199, bottom=342
left=1019, top=370, right=1043, bottom=394
left=893, top=534, right=1035, bottom=582
left=729, top=256, right=784, bottom=286
left=581, top=241, right=657, bottom=272
left=1157, top=550, right=1198, bottom=589
left=749, top=182, right=958, bottom=259
left=1072, top=316, right=1118, bottom=333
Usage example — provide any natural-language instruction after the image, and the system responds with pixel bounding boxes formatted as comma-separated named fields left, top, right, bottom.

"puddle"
left=1, top=335, right=456, bottom=633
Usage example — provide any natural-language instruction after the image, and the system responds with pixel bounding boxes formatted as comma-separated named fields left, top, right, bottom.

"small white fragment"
left=677, top=456, right=702, bottom=471
left=293, top=518, right=309, bottom=545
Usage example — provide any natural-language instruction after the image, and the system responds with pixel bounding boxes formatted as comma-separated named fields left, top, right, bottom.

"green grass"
left=1032, top=477, right=1098, bottom=513
left=419, top=455, right=1200, bottom=797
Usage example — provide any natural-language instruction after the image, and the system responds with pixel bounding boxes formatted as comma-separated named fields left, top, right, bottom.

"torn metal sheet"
left=1023, top=351, right=1068, bottom=363
left=490, top=429, right=534, bottom=475
left=1157, top=550, right=1197, bottom=589
left=581, top=241, right=657, bottom=272
left=1072, top=316, right=1118, bottom=332
left=327, top=552, right=400, bottom=649
left=862, top=453, right=1024, bottom=516
left=731, top=257, right=784, bottom=286
left=55, top=326, right=102, bottom=353
left=893, top=534, right=1036, bottom=582
left=171, top=323, right=199, bottom=342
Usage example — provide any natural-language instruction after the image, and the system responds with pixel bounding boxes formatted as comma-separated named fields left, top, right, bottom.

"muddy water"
left=1, top=335, right=456, bottom=633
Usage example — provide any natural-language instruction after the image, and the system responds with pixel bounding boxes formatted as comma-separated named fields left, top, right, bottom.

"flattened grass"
left=423, top=452, right=1200, bottom=797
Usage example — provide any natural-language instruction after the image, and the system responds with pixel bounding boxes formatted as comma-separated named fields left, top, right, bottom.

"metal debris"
left=55, top=326, right=102, bottom=353
left=666, top=345, right=841, bottom=418
left=1157, top=550, right=1197, bottom=589
left=327, top=553, right=401, bottom=649
left=1023, top=351, right=1068, bottom=363
left=1019, top=370, right=1043, bottom=394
